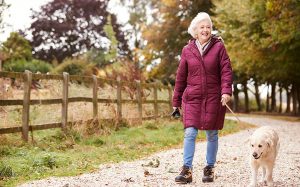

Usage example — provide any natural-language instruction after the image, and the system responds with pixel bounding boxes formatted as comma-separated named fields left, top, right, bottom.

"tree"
left=121, top=0, right=149, bottom=80
left=143, top=0, right=214, bottom=82
left=2, top=32, right=32, bottom=61
left=214, top=0, right=300, bottom=114
left=29, top=0, right=130, bottom=63
left=1, top=32, right=52, bottom=73
left=214, top=0, right=267, bottom=112
left=86, top=15, right=119, bottom=68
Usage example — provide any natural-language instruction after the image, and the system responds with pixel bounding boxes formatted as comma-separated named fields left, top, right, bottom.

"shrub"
left=52, top=56, right=97, bottom=76
left=3, top=59, right=53, bottom=73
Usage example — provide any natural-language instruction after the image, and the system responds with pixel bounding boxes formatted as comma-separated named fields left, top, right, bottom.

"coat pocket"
left=182, top=87, right=190, bottom=101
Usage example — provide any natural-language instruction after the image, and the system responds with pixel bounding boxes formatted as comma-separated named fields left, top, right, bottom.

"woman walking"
left=172, top=12, right=233, bottom=184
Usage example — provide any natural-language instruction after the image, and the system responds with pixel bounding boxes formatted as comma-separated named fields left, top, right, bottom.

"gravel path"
left=19, top=116, right=300, bottom=187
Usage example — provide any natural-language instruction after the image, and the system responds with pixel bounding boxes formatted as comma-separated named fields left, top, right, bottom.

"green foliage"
left=120, top=0, right=148, bottom=74
left=145, top=122, right=159, bottom=130
left=3, top=58, right=53, bottom=73
left=214, top=0, right=300, bottom=85
left=52, top=56, right=96, bottom=76
left=0, top=146, right=15, bottom=156
left=84, top=137, right=106, bottom=147
left=0, top=164, right=15, bottom=179
left=32, top=154, right=57, bottom=169
left=2, top=32, right=32, bottom=61
left=262, top=0, right=300, bottom=84
left=103, top=16, right=118, bottom=63
left=86, top=15, right=119, bottom=68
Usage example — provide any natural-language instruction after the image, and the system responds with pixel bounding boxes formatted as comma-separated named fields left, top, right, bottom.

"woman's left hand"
left=221, top=94, right=231, bottom=106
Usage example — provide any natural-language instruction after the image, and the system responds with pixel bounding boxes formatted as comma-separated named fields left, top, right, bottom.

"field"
left=0, top=78, right=171, bottom=128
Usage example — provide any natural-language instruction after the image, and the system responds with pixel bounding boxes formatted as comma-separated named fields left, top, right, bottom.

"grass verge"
left=227, top=112, right=300, bottom=122
left=0, top=118, right=254, bottom=186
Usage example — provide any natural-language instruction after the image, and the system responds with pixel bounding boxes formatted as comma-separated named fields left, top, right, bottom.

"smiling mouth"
left=254, top=152, right=263, bottom=159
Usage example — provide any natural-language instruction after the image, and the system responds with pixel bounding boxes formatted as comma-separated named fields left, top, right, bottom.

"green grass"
left=252, top=113, right=300, bottom=122
left=226, top=112, right=300, bottom=122
left=0, top=119, right=254, bottom=187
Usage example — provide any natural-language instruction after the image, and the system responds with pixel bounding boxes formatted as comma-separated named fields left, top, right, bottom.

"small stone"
left=144, top=170, right=150, bottom=176
left=123, top=177, right=134, bottom=182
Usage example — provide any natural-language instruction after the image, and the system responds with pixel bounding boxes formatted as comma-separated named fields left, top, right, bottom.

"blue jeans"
left=183, top=127, right=218, bottom=168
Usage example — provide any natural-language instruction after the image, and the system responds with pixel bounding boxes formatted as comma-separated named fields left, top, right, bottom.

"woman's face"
left=195, top=20, right=212, bottom=43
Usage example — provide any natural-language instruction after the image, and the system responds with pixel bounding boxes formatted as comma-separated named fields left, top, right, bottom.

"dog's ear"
left=244, top=137, right=250, bottom=145
left=266, top=138, right=273, bottom=148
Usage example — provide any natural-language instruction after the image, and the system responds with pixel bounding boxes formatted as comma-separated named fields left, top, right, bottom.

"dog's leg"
left=266, top=164, right=274, bottom=186
left=248, top=162, right=259, bottom=187
left=262, top=167, right=267, bottom=185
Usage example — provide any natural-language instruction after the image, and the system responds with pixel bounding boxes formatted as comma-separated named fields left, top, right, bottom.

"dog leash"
left=224, top=103, right=242, bottom=122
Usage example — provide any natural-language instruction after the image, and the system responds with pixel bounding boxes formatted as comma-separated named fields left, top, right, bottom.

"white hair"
left=188, top=12, right=213, bottom=38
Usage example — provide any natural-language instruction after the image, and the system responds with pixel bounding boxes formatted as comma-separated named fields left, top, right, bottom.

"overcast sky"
left=0, top=0, right=128, bottom=42
left=1, top=0, right=50, bottom=41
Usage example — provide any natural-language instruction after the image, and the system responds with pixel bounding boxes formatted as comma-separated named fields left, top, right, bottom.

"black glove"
left=171, top=108, right=181, bottom=119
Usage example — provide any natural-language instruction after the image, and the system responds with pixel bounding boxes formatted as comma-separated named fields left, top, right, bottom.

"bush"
left=52, top=56, right=96, bottom=76
left=3, top=59, right=53, bottom=73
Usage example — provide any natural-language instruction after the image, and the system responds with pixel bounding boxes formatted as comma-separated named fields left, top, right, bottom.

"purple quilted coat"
left=172, top=36, right=233, bottom=130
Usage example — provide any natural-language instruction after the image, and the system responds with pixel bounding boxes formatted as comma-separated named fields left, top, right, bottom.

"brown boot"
left=175, top=166, right=192, bottom=184
left=202, top=165, right=215, bottom=183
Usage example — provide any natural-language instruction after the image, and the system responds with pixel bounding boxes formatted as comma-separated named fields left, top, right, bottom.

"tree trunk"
left=243, top=81, right=249, bottom=113
left=271, top=82, right=276, bottom=112
left=298, top=87, right=300, bottom=116
left=266, top=84, right=270, bottom=112
left=233, top=82, right=239, bottom=112
left=286, top=86, right=291, bottom=113
left=254, top=80, right=262, bottom=111
left=279, top=85, right=282, bottom=113
left=292, top=84, right=298, bottom=115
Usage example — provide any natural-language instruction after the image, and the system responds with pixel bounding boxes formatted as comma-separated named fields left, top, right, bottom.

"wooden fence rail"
left=0, top=71, right=173, bottom=141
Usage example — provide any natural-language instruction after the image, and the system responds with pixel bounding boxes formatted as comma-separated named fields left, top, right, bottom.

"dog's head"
left=250, top=135, right=273, bottom=160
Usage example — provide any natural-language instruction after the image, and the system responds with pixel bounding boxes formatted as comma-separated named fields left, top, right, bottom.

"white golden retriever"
left=248, top=126, right=280, bottom=187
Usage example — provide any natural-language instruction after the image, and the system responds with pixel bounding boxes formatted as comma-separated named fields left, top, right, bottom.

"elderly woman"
left=172, top=12, right=232, bottom=184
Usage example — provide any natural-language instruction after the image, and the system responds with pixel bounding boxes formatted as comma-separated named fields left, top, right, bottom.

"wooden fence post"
left=153, top=83, right=158, bottom=120
left=61, top=72, right=69, bottom=132
left=22, top=70, right=32, bottom=141
left=136, top=80, right=142, bottom=123
left=168, top=84, right=173, bottom=113
left=116, top=77, right=122, bottom=124
left=92, top=75, right=98, bottom=119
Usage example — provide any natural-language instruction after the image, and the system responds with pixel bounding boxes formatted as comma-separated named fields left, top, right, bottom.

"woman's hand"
left=221, top=94, right=231, bottom=106
left=171, top=107, right=181, bottom=118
